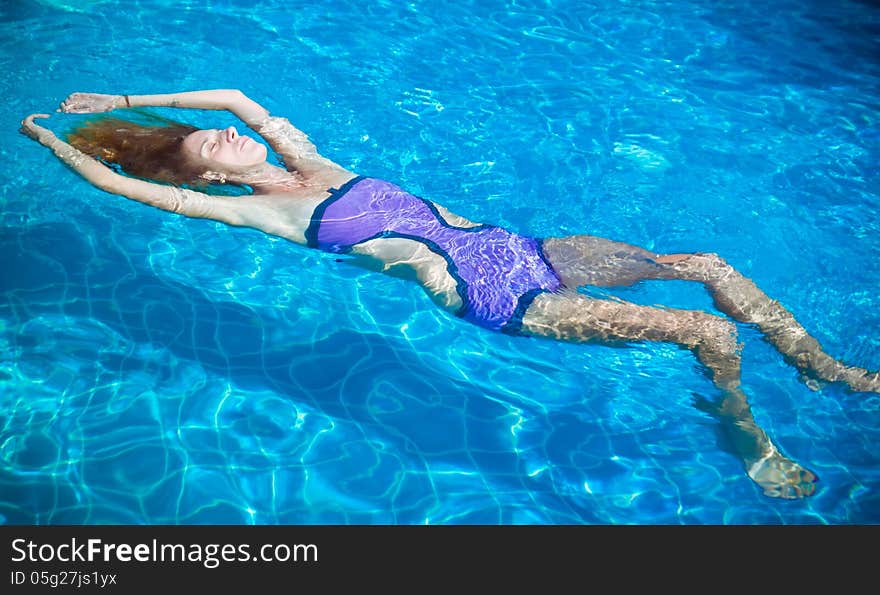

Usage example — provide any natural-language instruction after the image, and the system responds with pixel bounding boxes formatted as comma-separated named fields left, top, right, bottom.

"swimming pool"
left=2, top=0, right=878, bottom=524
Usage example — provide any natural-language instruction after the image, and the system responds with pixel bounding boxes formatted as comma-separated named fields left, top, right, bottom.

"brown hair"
left=65, top=113, right=208, bottom=187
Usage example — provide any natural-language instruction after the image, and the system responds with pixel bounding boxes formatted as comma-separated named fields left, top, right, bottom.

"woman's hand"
left=58, top=92, right=124, bottom=114
left=20, top=113, right=58, bottom=147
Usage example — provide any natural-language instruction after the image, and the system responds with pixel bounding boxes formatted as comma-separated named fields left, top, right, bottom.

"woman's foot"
left=747, top=446, right=818, bottom=499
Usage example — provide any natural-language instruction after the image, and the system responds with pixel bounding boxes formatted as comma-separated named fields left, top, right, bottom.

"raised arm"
left=20, top=114, right=246, bottom=226
left=59, top=89, right=349, bottom=178
left=59, top=89, right=268, bottom=124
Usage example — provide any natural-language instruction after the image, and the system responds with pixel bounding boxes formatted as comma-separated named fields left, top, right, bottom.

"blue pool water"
left=2, top=0, right=879, bottom=524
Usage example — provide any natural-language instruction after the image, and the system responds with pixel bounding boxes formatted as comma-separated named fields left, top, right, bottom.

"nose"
left=225, top=126, right=237, bottom=142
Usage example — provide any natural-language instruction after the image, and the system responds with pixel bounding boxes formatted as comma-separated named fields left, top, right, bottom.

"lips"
left=238, top=136, right=250, bottom=151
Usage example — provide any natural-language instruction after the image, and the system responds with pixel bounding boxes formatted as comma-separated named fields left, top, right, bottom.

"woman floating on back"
left=20, top=89, right=880, bottom=499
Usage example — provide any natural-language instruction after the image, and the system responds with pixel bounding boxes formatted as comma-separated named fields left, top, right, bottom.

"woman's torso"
left=237, top=174, right=562, bottom=332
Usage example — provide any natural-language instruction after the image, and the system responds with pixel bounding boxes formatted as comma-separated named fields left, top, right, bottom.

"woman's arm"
left=20, top=113, right=247, bottom=225
left=247, top=112, right=350, bottom=178
left=59, top=89, right=267, bottom=124
left=59, top=90, right=350, bottom=178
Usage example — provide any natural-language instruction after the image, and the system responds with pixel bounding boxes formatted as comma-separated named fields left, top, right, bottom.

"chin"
left=247, top=146, right=267, bottom=165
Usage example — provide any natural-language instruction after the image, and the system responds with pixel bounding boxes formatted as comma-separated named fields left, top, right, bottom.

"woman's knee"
left=688, top=310, right=739, bottom=352
left=663, top=251, right=735, bottom=282
left=695, top=252, right=732, bottom=269
left=708, top=317, right=740, bottom=354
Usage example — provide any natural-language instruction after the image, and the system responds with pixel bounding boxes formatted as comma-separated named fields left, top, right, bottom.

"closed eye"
left=201, top=141, right=219, bottom=156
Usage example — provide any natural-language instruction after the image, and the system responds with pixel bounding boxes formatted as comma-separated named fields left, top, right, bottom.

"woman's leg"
left=542, top=235, right=880, bottom=393
left=663, top=252, right=880, bottom=392
left=541, top=234, right=665, bottom=288
left=520, top=290, right=817, bottom=498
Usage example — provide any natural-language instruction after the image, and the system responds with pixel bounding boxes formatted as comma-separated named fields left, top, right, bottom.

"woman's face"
left=181, top=126, right=268, bottom=173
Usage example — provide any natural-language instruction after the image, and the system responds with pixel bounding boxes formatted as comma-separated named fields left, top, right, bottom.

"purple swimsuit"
left=306, top=176, right=563, bottom=333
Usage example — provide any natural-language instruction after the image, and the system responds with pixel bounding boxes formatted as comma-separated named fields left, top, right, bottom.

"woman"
left=20, top=89, right=880, bottom=499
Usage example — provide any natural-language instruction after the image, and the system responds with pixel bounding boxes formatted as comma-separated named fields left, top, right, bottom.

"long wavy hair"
left=65, top=112, right=209, bottom=188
